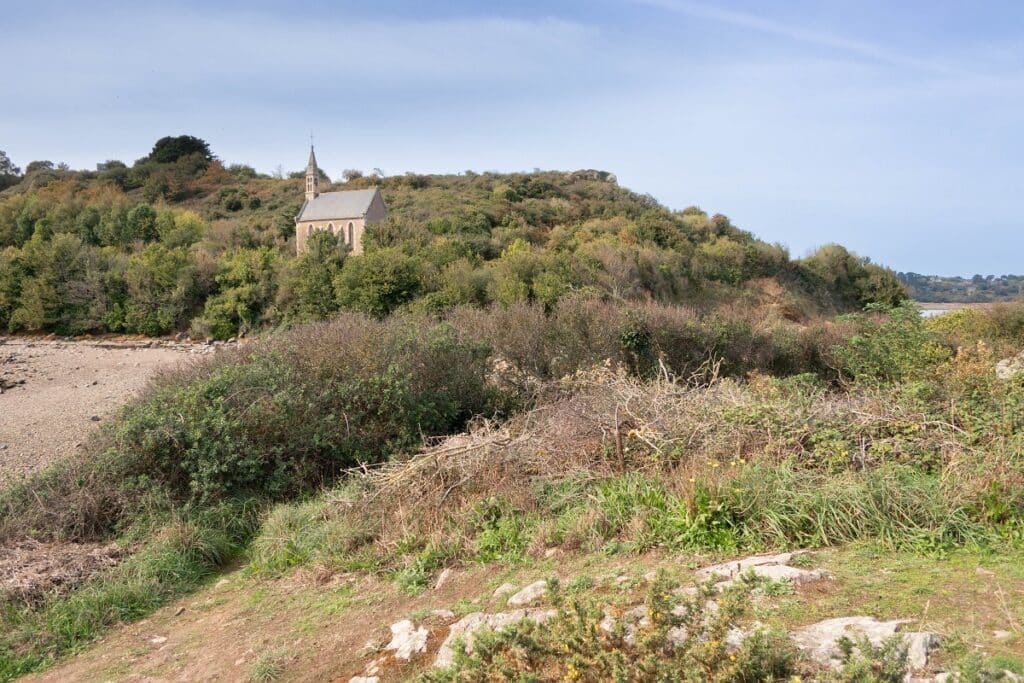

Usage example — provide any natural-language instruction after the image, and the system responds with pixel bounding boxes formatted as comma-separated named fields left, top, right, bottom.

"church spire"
left=305, top=144, right=319, bottom=201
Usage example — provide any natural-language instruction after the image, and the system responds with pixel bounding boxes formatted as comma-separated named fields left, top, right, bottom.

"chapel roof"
left=296, top=188, right=380, bottom=222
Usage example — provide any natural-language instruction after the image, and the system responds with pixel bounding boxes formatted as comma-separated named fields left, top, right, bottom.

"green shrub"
left=423, top=574, right=796, bottom=682
left=834, top=303, right=950, bottom=384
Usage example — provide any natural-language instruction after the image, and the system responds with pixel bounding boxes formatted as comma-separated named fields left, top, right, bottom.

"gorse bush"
left=424, top=575, right=797, bottom=682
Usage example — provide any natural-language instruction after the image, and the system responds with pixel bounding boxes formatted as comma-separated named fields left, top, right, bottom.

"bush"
left=834, top=303, right=951, bottom=384
left=425, top=575, right=796, bottom=682
left=0, top=313, right=499, bottom=541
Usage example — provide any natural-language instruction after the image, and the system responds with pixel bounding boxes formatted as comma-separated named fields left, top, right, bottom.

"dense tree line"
left=0, top=138, right=905, bottom=338
left=899, top=271, right=1024, bottom=303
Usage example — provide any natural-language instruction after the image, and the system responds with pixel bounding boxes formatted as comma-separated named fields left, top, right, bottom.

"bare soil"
left=0, top=337, right=207, bottom=484
left=0, top=539, right=125, bottom=606
left=20, top=547, right=1024, bottom=682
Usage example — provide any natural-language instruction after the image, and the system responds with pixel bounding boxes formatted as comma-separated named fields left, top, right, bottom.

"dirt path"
left=0, top=338, right=208, bottom=484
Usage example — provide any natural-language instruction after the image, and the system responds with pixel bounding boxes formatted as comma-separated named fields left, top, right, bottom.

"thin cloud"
left=633, top=0, right=976, bottom=79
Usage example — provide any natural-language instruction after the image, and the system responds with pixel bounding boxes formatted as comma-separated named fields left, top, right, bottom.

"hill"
left=0, top=137, right=904, bottom=338
left=899, top=272, right=1024, bottom=303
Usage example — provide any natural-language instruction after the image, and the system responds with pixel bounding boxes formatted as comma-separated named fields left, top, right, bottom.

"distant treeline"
left=899, top=272, right=1024, bottom=303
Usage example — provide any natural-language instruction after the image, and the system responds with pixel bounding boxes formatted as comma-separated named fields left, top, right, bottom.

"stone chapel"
left=294, top=146, right=387, bottom=255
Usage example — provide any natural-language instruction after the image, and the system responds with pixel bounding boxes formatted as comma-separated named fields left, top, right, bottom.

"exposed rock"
left=149, top=636, right=168, bottom=645
left=791, top=617, right=938, bottom=671
left=996, top=351, right=1024, bottom=380
left=697, top=552, right=797, bottom=579
left=431, top=609, right=456, bottom=620
left=384, top=619, right=429, bottom=660
left=993, top=629, right=1013, bottom=640
left=493, top=582, right=517, bottom=599
left=506, top=579, right=548, bottom=607
left=905, top=632, right=941, bottom=670
left=697, top=552, right=828, bottom=586
left=434, top=609, right=555, bottom=668
left=434, top=568, right=453, bottom=590
left=349, top=677, right=380, bottom=683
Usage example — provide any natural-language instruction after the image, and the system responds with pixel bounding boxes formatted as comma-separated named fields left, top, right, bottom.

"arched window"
left=327, top=223, right=334, bottom=236
left=348, top=222, right=354, bottom=246
left=306, top=225, right=313, bottom=237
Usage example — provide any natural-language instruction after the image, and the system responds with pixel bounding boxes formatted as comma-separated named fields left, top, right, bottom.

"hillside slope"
left=0, top=138, right=903, bottom=338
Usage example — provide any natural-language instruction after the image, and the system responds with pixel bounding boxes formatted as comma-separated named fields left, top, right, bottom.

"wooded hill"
left=899, top=271, right=1024, bottom=303
left=0, top=137, right=904, bottom=339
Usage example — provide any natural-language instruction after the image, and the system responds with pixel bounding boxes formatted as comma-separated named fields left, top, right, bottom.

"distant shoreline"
left=913, top=302, right=996, bottom=310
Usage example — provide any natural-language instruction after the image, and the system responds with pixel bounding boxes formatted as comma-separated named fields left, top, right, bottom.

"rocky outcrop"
left=791, top=616, right=939, bottom=672
left=996, top=351, right=1024, bottom=380
left=384, top=619, right=429, bottom=660
left=696, top=551, right=829, bottom=586
left=505, top=579, right=549, bottom=607
left=434, top=609, right=556, bottom=668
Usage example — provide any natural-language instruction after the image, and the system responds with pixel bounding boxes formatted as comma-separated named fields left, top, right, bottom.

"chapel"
left=294, top=146, right=386, bottom=255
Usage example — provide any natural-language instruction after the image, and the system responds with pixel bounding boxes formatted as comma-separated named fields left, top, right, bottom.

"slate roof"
left=296, top=188, right=379, bottom=222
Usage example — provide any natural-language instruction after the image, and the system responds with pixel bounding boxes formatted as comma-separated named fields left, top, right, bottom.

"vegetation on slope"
left=0, top=138, right=903, bottom=338
left=1, top=300, right=1023, bottom=679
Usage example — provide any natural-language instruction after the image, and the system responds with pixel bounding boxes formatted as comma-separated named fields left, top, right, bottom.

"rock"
left=434, top=568, right=453, bottom=590
left=993, top=629, right=1013, bottom=640
left=493, top=582, right=517, bottom=599
left=90, top=415, right=101, bottom=422
left=933, top=672, right=957, bottom=682
left=349, top=678, right=380, bottom=683
left=976, top=567, right=996, bottom=577
left=791, top=617, right=938, bottom=671
left=384, top=619, right=429, bottom=660
left=996, top=351, right=1024, bottom=380
left=506, top=580, right=549, bottom=607
left=149, top=635, right=168, bottom=645
left=697, top=552, right=827, bottom=586
left=905, top=632, right=941, bottom=670
left=431, top=609, right=456, bottom=619
left=434, top=609, right=555, bottom=668
left=697, top=552, right=794, bottom=579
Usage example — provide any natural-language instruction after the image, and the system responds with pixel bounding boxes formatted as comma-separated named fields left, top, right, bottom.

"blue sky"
left=1, top=0, right=1022, bottom=275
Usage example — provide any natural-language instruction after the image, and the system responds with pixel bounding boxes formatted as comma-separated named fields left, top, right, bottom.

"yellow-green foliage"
left=0, top=139, right=906, bottom=337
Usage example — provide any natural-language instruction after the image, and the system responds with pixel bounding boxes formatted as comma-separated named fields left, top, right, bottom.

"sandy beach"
left=0, top=338, right=205, bottom=484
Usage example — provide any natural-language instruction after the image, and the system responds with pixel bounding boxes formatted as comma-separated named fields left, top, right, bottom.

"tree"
left=147, top=135, right=213, bottom=164
left=334, top=248, right=423, bottom=317
left=278, top=230, right=345, bottom=321
left=0, top=150, right=20, bottom=190
left=24, top=160, right=55, bottom=174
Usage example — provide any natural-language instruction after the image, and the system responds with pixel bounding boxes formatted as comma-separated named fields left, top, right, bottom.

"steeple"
left=305, top=145, right=319, bottom=201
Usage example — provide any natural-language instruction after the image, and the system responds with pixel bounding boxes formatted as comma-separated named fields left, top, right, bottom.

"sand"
left=0, top=338, right=207, bottom=484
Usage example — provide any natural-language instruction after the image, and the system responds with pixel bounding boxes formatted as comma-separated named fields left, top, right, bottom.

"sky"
left=1, top=0, right=1022, bottom=275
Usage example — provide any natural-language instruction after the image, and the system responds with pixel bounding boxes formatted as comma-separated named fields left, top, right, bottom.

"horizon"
left=3, top=0, right=1022, bottom=277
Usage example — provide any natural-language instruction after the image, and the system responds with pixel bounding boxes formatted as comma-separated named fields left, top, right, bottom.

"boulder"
left=996, top=351, right=1024, bottom=380
left=434, top=609, right=555, bottom=668
left=791, top=617, right=938, bottom=671
left=696, top=552, right=827, bottom=586
left=384, top=619, right=429, bottom=660
left=492, top=582, right=517, bottom=599
left=506, top=579, right=548, bottom=607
